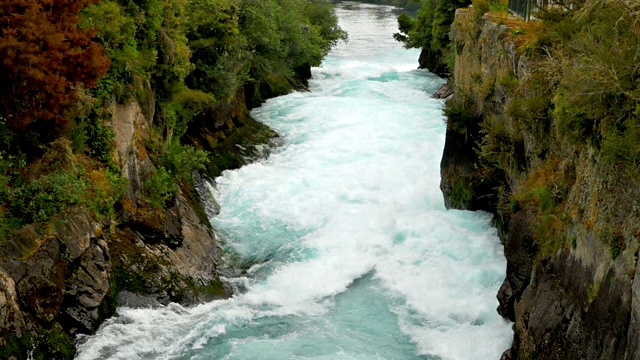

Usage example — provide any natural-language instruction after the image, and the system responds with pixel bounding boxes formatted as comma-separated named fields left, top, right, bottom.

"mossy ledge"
left=440, top=6, right=640, bottom=359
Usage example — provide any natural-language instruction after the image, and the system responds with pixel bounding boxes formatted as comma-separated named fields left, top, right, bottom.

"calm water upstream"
left=76, top=2, right=512, bottom=359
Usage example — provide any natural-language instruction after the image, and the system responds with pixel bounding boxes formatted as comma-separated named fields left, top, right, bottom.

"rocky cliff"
left=440, top=8, right=640, bottom=359
left=0, top=74, right=304, bottom=359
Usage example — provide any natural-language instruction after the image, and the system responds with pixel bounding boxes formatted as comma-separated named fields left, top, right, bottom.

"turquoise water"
left=75, top=3, right=512, bottom=359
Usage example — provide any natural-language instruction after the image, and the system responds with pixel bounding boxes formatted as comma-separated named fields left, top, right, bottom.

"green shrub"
left=541, top=0, right=640, bottom=163
left=81, top=0, right=149, bottom=101
left=9, top=172, right=87, bottom=224
left=443, top=94, right=477, bottom=134
left=0, top=144, right=125, bottom=236
left=70, top=121, right=89, bottom=154
left=85, top=168, right=128, bottom=219
left=471, top=0, right=490, bottom=17
left=394, top=0, right=471, bottom=74
left=451, top=177, right=474, bottom=208
left=531, top=186, right=552, bottom=212
left=553, top=90, right=599, bottom=145
left=145, top=166, right=174, bottom=209
left=79, top=109, right=117, bottom=166
left=0, top=332, right=34, bottom=360
left=601, top=128, right=640, bottom=168
left=161, top=143, right=208, bottom=181
left=146, top=143, right=208, bottom=209
left=2, top=0, right=346, bottom=231
left=609, top=238, right=624, bottom=261
left=156, top=87, right=216, bottom=147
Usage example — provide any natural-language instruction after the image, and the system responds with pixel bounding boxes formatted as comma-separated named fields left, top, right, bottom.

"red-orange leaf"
left=0, top=0, right=109, bottom=130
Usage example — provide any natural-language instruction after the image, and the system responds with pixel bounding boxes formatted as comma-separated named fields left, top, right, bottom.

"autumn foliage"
left=0, top=0, right=110, bottom=130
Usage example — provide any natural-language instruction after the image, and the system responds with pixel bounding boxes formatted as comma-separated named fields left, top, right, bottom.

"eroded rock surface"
left=0, top=270, right=25, bottom=338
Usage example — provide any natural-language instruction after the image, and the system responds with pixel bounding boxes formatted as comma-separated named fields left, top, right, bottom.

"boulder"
left=61, top=239, right=112, bottom=334
left=16, top=239, right=66, bottom=323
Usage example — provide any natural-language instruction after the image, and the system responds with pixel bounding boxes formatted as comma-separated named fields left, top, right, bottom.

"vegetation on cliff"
left=0, top=0, right=345, bottom=238
left=0, top=0, right=345, bottom=358
left=437, top=0, right=640, bottom=358
left=444, top=0, right=640, bottom=245
left=394, top=0, right=472, bottom=75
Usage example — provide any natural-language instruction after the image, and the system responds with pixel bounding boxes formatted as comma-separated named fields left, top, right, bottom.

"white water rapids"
left=75, top=2, right=512, bottom=359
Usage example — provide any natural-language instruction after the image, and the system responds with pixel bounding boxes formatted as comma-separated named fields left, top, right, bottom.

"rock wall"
left=441, top=9, right=640, bottom=359
left=0, top=208, right=107, bottom=358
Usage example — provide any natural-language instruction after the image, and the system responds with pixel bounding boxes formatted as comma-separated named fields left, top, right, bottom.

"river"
left=75, top=2, right=512, bottom=359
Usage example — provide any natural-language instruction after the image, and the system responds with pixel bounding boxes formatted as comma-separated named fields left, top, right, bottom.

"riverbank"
left=438, top=4, right=640, bottom=358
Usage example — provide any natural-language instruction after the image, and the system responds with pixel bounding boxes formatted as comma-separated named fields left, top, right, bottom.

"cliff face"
left=441, top=9, right=640, bottom=359
left=0, top=77, right=300, bottom=359
left=0, top=208, right=106, bottom=358
left=107, top=97, right=231, bottom=307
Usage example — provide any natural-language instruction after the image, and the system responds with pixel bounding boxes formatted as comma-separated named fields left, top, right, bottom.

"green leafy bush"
left=145, top=166, right=174, bottom=209
left=451, top=177, right=474, bottom=208
left=9, top=172, right=87, bottom=224
left=600, top=226, right=626, bottom=261
left=83, top=109, right=117, bottom=166
left=394, top=0, right=472, bottom=74
left=85, top=168, right=128, bottom=219
left=160, top=143, right=208, bottom=182
left=146, top=142, right=208, bottom=209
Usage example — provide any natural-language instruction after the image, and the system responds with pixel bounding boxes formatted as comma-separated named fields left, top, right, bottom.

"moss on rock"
left=0, top=322, right=76, bottom=360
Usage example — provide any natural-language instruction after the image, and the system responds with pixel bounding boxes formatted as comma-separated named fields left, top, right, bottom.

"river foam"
left=75, top=3, right=512, bottom=359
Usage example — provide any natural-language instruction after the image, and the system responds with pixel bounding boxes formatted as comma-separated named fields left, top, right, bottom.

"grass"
left=509, top=158, right=576, bottom=256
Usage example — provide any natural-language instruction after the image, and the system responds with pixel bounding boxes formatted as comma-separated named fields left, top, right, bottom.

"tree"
left=0, top=0, right=110, bottom=130
left=394, top=0, right=470, bottom=75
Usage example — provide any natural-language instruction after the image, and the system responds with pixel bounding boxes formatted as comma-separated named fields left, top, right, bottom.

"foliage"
left=507, top=158, right=575, bottom=255
left=0, top=0, right=110, bottom=130
left=450, top=176, right=474, bottom=208
left=443, top=93, right=477, bottom=133
left=470, top=0, right=507, bottom=18
left=9, top=171, right=87, bottom=224
left=0, top=0, right=345, bottom=236
left=85, top=168, right=127, bottom=219
left=479, top=114, right=526, bottom=175
left=540, top=0, right=640, bottom=167
left=0, top=332, right=34, bottom=360
left=394, top=0, right=471, bottom=74
left=82, top=0, right=144, bottom=100
left=145, top=166, right=174, bottom=209
left=0, top=140, right=125, bottom=238
left=145, top=142, right=208, bottom=209
left=185, top=0, right=346, bottom=98
left=1, top=166, right=125, bottom=230
left=302, top=0, right=348, bottom=64
left=40, top=323, right=76, bottom=360
left=0, top=322, right=76, bottom=360
left=184, top=0, right=244, bottom=99
left=82, top=109, right=117, bottom=165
